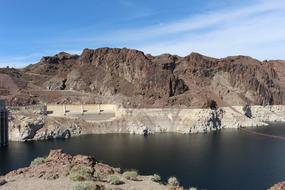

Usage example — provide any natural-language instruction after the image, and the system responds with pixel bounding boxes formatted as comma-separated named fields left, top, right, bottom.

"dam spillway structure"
left=0, top=100, right=8, bottom=147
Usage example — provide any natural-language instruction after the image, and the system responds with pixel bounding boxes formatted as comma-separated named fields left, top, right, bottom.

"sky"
left=0, top=0, right=285, bottom=68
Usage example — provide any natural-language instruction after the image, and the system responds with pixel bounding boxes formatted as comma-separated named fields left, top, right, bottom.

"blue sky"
left=0, top=0, right=285, bottom=67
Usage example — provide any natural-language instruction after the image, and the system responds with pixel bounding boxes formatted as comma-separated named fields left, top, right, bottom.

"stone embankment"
left=7, top=105, right=285, bottom=141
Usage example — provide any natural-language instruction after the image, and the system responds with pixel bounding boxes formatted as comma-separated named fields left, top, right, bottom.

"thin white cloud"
left=138, top=9, right=285, bottom=59
left=0, top=50, right=84, bottom=68
left=116, top=0, right=156, bottom=21
left=0, top=58, right=33, bottom=68
left=110, top=0, right=285, bottom=41
left=77, top=0, right=285, bottom=60
left=3, top=0, right=285, bottom=68
left=0, top=53, right=42, bottom=68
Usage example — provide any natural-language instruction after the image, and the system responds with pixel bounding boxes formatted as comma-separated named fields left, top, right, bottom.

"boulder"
left=0, top=179, right=7, bottom=186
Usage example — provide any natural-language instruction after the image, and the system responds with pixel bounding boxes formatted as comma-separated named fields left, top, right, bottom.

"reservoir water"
left=1, top=124, right=285, bottom=190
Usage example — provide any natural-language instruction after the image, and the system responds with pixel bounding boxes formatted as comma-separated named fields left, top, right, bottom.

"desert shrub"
left=72, top=181, right=95, bottom=190
left=108, top=175, right=124, bottom=185
left=114, top=167, right=122, bottom=174
left=30, top=157, right=47, bottom=166
left=69, top=165, right=93, bottom=182
left=151, top=174, right=161, bottom=182
left=93, top=172, right=104, bottom=181
left=168, top=176, right=180, bottom=186
left=207, top=100, right=217, bottom=110
left=123, top=170, right=138, bottom=181
left=242, top=104, right=252, bottom=118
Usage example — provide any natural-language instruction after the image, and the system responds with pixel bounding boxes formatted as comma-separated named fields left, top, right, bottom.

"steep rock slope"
left=1, top=48, right=284, bottom=107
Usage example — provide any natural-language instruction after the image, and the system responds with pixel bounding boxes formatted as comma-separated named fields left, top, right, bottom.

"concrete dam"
left=0, top=100, right=8, bottom=147
left=46, top=104, right=119, bottom=122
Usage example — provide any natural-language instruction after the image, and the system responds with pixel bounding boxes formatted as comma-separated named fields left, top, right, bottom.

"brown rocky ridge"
left=0, top=48, right=284, bottom=108
left=0, top=149, right=183, bottom=190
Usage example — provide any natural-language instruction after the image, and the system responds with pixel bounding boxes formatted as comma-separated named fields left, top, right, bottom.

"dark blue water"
left=1, top=124, right=285, bottom=190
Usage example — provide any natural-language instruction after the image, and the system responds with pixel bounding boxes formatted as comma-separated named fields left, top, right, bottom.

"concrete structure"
left=47, top=104, right=117, bottom=114
left=0, top=100, right=8, bottom=147
left=47, top=104, right=118, bottom=121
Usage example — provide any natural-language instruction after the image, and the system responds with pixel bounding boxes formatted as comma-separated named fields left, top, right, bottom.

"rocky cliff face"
left=1, top=48, right=284, bottom=107
left=8, top=107, right=83, bottom=141
left=7, top=104, right=285, bottom=141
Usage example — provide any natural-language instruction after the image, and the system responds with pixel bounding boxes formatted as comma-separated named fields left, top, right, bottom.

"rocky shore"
left=0, top=149, right=184, bottom=190
left=7, top=105, right=285, bottom=141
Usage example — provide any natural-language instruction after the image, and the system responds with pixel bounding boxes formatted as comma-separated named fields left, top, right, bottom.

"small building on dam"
left=0, top=100, right=8, bottom=147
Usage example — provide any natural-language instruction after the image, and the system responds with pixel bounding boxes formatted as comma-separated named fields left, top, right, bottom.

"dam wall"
left=0, top=100, right=8, bottom=147
left=47, top=104, right=118, bottom=116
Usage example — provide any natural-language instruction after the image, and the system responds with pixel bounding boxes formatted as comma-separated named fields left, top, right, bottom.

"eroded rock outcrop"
left=0, top=48, right=284, bottom=107
left=7, top=104, right=285, bottom=141
left=8, top=108, right=83, bottom=141
left=118, top=105, right=285, bottom=134
left=0, top=149, right=171, bottom=190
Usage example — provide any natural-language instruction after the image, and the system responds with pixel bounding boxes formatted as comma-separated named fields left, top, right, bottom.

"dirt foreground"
left=0, top=149, right=182, bottom=190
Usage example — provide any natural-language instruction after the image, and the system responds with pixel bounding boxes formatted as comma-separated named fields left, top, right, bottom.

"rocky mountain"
left=0, top=48, right=284, bottom=107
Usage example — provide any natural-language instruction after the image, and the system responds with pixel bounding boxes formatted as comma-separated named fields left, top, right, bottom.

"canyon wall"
left=0, top=48, right=284, bottom=108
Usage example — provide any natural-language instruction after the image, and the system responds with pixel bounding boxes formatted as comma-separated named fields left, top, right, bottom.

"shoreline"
left=9, top=122, right=285, bottom=143
left=7, top=105, right=285, bottom=142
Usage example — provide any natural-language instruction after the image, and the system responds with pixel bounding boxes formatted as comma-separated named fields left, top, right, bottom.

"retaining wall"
left=47, top=104, right=118, bottom=116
